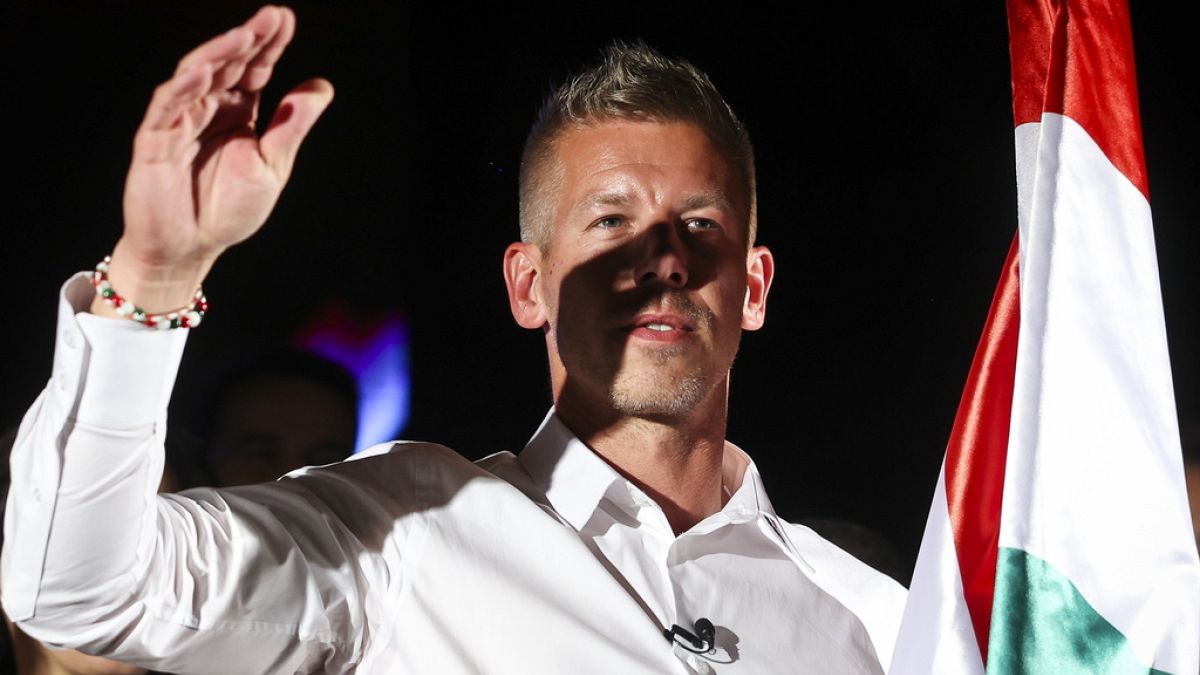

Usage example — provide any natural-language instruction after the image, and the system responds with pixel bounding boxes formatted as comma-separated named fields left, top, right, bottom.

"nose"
left=634, top=223, right=689, bottom=289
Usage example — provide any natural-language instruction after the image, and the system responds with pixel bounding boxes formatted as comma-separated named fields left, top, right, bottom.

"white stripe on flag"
left=889, top=469, right=985, bottom=675
left=1002, top=111, right=1199, bottom=671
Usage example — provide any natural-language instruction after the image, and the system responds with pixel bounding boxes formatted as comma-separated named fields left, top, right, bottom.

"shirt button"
left=62, top=329, right=78, bottom=349
left=32, top=486, right=42, bottom=502
left=56, top=373, right=68, bottom=391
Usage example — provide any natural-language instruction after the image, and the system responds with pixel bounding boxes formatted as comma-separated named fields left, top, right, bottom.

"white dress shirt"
left=3, top=275, right=906, bottom=674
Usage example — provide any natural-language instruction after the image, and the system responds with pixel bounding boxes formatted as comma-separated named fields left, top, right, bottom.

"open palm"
left=107, top=6, right=333, bottom=313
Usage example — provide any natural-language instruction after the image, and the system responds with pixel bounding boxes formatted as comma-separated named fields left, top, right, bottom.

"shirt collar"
left=517, top=409, right=777, bottom=531
left=719, top=442, right=776, bottom=524
left=517, top=410, right=624, bottom=531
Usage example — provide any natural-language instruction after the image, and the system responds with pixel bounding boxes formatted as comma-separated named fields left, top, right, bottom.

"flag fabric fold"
left=890, top=1, right=1200, bottom=673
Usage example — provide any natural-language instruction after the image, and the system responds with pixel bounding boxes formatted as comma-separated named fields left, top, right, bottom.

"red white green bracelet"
left=92, top=256, right=208, bottom=329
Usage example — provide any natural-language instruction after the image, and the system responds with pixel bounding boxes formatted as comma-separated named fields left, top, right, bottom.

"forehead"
left=550, top=120, right=747, bottom=218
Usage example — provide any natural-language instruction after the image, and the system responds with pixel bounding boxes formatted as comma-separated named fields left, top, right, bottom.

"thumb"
left=260, top=78, right=335, bottom=182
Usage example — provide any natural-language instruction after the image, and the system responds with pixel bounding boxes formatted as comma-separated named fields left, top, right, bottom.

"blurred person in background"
left=198, top=350, right=358, bottom=486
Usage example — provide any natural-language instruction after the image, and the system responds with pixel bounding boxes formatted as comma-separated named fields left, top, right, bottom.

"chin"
left=608, top=371, right=711, bottom=417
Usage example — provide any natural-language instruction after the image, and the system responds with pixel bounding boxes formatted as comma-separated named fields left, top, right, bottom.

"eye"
left=685, top=218, right=719, bottom=232
left=591, top=215, right=625, bottom=230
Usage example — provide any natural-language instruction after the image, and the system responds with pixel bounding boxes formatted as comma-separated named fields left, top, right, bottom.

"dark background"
left=2, top=2, right=1195, bottom=576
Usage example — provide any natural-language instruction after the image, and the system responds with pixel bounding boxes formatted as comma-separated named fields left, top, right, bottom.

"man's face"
left=506, top=120, right=772, bottom=419
left=210, top=376, right=357, bottom=485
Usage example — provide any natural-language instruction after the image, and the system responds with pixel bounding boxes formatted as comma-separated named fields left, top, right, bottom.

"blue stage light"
left=296, top=309, right=411, bottom=453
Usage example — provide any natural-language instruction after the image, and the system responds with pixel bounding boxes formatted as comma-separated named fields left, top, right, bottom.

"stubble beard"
left=607, top=344, right=712, bottom=418
left=557, top=291, right=736, bottom=419
left=606, top=292, right=734, bottom=418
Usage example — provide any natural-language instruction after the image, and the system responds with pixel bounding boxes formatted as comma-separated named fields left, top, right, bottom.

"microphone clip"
left=664, top=617, right=715, bottom=654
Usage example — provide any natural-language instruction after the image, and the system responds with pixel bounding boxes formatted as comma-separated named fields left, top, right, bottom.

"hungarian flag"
left=890, top=1, right=1200, bottom=673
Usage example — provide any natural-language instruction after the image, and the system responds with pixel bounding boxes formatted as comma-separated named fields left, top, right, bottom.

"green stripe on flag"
left=989, top=547, right=1170, bottom=674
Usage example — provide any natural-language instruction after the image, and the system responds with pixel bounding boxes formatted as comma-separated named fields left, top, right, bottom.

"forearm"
left=3, top=275, right=369, bottom=671
left=2, top=6, right=342, bottom=666
left=3, top=274, right=186, bottom=634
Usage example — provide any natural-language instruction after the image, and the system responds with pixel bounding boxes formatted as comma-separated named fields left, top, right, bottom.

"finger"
left=259, top=78, right=335, bottom=181
left=140, top=63, right=215, bottom=133
left=209, top=6, right=289, bottom=92
left=238, top=6, right=297, bottom=92
left=139, top=8, right=288, bottom=145
left=173, top=23, right=256, bottom=80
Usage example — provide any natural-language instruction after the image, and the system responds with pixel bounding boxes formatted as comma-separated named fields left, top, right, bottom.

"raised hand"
left=95, top=5, right=333, bottom=317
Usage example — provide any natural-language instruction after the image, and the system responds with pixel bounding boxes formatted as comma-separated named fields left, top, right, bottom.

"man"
left=3, top=6, right=904, bottom=673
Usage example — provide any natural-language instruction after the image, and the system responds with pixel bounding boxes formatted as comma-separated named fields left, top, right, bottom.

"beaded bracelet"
left=92, top=256, right=208, bottom=330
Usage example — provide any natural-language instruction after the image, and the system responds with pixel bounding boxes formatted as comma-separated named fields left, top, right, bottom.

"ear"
left=503, top=242, right=548, bottom=329
left=742, top=245, right=774, bottom=331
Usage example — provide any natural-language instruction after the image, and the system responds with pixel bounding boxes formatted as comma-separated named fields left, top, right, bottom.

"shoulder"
left=779, top=519, right=907, bottom=667
left=266, top=441, right=485, bottom=511
left=780, top=519, right=907, bottom=597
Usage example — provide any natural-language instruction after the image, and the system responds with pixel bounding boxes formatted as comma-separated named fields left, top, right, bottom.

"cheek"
left=710, top=261, right=751, bottom=313
left=551, top=257, right=625, bottom=316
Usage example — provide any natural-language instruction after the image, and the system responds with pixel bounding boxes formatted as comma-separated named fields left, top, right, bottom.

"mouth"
left=626, top=313, right=696, bottom=343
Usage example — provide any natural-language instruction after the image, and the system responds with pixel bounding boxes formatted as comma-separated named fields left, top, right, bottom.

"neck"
left=555, top=385, right=730, bottom=535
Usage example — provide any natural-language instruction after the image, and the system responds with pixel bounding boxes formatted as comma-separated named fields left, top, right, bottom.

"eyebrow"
left=578, top=191, right=633, bottom=211
left=681, top=190, right=735, bottom=214
left=575, top=189, right=734, bottom=214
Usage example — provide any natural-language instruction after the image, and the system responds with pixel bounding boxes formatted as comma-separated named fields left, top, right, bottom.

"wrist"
left=89, top=243, right=215, bottom=319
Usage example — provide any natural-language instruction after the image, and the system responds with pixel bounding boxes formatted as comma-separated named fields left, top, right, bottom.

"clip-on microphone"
left=664, top=617, right=715, bottom=653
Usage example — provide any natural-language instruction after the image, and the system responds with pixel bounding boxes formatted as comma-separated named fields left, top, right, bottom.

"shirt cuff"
left=57, top=272, right=189, bottom=428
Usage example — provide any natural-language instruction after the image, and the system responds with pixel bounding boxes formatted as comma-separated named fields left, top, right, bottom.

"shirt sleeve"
left=1, top=274, right=381, bottom=674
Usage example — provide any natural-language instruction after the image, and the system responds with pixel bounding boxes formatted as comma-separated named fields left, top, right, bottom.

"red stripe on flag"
left=944, top=235, right=1020, bottom=663
left=1007, top=0, right=1148, bottom=198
